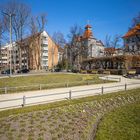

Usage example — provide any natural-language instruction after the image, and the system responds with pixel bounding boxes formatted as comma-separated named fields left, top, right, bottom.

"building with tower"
left=82, top=24, right=104, bottom=58
left=65, top=24, right=104, bottom=70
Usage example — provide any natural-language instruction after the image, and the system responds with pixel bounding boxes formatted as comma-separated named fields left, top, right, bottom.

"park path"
left=0, top=75, right=140, bottom=111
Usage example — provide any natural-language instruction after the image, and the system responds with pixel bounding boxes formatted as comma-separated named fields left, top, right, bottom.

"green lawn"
left=0, top=88, right=140, bottom=140
left=0, top=74, right=109, bottom=94
left=96, top=102, right=140, bottom=140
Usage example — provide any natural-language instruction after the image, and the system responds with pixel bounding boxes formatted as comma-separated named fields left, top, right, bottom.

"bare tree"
left=130, top=12, right=140, bottom=29
left=111, top=34, right=121, bottom=48
left=52, top=31, right=66, bottom=47
left=104, top=34, right=122, bottom=56
left=30, top=13, right=47, bottom=34
left=105, top=35, right=111, bottom=48
left=68, top=24, right=83, bottom=42
left=105, top=34, right=121, bottom=48
left=67, top=24, right=84, bottom=70
left=1, top=0, right=31, bottom=72
left=28, top=13, right=47, bottom=70
left=1, top=0, right=31, bottom=41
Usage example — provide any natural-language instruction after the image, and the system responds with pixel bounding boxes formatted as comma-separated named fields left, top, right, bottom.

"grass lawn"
left=95, top=102, right=140, bottom=140
left=0, top=74, right=110, bottom=94
left=0, top=88, right=140, bottom=140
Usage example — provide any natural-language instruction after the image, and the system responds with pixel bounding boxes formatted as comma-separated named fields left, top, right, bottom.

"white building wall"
left=87, top=38, right=104, bottom=58
left=41, top=31, right=49, bottom=69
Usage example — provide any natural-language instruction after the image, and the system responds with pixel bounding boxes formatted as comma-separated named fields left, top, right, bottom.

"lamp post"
left=2, top=12, right=15, bottom=76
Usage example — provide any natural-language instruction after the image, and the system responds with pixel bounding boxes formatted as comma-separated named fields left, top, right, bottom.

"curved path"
left=0, top=75, right=140, bottom=111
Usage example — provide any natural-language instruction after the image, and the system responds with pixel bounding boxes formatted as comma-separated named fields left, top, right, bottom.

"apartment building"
left=0, top=31, right=59, bottom=72
left=0, top=42, right=19, bottom=71
left=0, top=45, right=9, bottom=70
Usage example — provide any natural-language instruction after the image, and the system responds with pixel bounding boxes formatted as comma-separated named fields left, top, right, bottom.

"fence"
left=0, top=76, right=120, bottom=94
left=99, top=76, right=121, bottom=82
left=0, top=82, right=140, bottom=110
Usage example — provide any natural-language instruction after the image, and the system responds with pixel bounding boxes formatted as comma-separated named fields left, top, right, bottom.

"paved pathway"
left=0, top=75, right=140, bottom=111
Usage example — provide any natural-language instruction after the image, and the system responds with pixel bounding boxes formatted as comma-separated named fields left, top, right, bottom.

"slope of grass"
left=95, top=102, right=140, bottom=140
left=0, top=88, right=140, bottom=118
left=0, top=88, right=139, bottom=140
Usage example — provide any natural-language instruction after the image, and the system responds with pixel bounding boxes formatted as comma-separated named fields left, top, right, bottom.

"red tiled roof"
left=123, top=24, right=140, bottom=38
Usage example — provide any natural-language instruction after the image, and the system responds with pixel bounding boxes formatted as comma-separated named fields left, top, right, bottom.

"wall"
left=48, top=35, right=58, bottom=69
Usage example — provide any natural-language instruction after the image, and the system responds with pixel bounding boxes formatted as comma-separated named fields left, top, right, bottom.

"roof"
left=83, top=24, right=93, bottom=39
left=96, top=40, right=104, bottom=46
left=85, top=24, right=92, bottom=29
left=123, top=24, right=140, bottom=38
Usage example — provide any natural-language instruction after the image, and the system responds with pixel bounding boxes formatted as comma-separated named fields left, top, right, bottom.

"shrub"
left=91, top=70, right=98, bottom=74
left=103, top=70, right=110, bottom=75
left=80, top=70, right=87, bottom=74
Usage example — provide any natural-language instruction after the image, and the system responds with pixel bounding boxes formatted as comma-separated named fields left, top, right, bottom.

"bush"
left=98, top=69, right=104, bottom=74
left=103, top=70, right=110, bottom=75
left=91, top=70, right=98, bottom=74
left=106, top=69, right=127, bottom=75
left=127, top=69, right=136, bottom=75
left=80, top=70, right=87, bottom=74
left=87, top=70, right=92, bottom=73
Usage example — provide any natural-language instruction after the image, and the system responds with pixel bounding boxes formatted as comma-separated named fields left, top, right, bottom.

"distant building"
left=0, top=42, right=18, bottom=71
left=104, top=47, right=124, bottom=56
left=65, top=24, right=105, bottom=70
left=82, top=24, right=104, bottom=58
left=123, top=24, right=140, bottom=55
left=0, top=31, right=59, bottom=72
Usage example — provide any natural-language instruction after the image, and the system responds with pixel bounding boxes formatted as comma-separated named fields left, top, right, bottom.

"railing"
left=99, top=76, right=121, bottom=82
left=0, top=82, right=140, bottom=110
left=0, top=76, right=120, bottom=94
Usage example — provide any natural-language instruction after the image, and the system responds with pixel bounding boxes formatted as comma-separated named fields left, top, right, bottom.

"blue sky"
left=2, top=0, right=140, bottom=44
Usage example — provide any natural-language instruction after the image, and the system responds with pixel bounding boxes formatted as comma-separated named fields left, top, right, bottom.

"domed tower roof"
left=85, top=24, right=92, bottom=29
left=83, top=24, right=93, bottom=39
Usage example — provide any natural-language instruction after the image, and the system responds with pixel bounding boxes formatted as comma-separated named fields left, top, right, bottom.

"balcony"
left=42, top=56, right=48, bottom=60
left=42, top=47, right=48, bottom=51
left=2, top=56, right=8, bottom=59
left=42, top=40, right=48, bottom=45
left=0, top=61, right=8, bottom=63
left=42, top=52, right=48, bottom=56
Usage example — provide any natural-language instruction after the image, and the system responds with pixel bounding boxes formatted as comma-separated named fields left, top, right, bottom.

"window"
left=22, top=60, right=27, bottom=63
left=43, top=50, right=48, bottom=53
left=43, top=61, right=47, bottom=65
left=43, top=56, right=48, bottom=59
left=42, top=36, right=47, bottom=40
left=132, top=37, right=135, bottom=42
left=42, top=44, right=48, bottom=47
left=132, top=46, right=134, bottom=51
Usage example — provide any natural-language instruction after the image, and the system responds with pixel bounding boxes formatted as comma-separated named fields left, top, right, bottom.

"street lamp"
left=2, top=12, right=15, bottom=76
